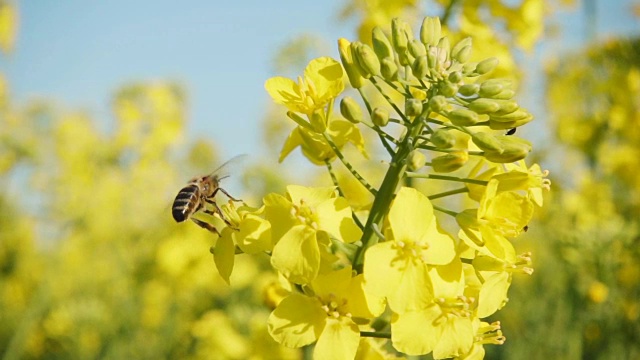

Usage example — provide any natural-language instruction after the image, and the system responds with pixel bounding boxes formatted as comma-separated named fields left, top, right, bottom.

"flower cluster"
left=207, top=16, right=549, bottom=359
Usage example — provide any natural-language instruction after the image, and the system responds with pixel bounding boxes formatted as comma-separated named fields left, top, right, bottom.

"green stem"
left=433, top=205, right=458, bottom=217
left=325, top=159, right=365, bottom=230
left=405, top=172, right=489, bottom=186
left=322, top=132, right=377, bottom=196
left=360, top=331, right=392, bottom=339
left=353, top=118, right=424, bottom=273
left=428, top=187, right=468, bottom=200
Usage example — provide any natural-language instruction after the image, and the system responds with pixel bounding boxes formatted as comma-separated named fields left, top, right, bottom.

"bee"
left=172, top=157, right=243, bottom=235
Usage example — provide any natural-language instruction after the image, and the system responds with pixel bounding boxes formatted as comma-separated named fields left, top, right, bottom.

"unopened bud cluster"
left=338, top=16, right=535, bottom=170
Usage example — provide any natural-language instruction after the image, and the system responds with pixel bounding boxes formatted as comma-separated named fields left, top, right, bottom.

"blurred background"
left=1, top=0, right=639, bottom=359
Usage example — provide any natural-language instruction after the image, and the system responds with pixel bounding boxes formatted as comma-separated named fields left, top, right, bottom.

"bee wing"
left=207, top=154, right=248, bottom=181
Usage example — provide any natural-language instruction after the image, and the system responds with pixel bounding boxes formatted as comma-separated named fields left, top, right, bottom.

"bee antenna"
left=218, top=175, right=230, bottom=181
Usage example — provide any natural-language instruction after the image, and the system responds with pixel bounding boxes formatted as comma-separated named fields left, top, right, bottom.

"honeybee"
left=172, top=157, right=243, bottom=235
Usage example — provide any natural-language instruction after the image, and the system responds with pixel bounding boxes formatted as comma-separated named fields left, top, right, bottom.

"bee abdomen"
left=172, top=184, right=199, bottom=222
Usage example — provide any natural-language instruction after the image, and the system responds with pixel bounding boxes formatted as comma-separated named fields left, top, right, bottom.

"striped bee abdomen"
left=172, top=184, right=200, bottom=222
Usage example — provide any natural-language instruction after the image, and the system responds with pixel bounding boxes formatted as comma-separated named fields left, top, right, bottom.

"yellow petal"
left=314, top=317, right=360, bottom=360
left=316, top=197, right=362, bottom=243
left=347, top=274, right=385, bottom=318
left=429, top=258, right=465, bottom=299
left=364, top=242, right=434, bottom=313
left=213, top=228, right=235, bottom=285
left=279, top=127, right=304, bottom=163
left=263, top=192, right=297, bottom=242
left=268, top=293, right=326, bottom=348
left=389, top=187, right=433, bottom=244
left=265, top=76, right=302, bottom=106
left=271, top=225, right=320, bottom=284
left=433, top=317, right=474, bottom=359
left=287, top=185, right=336, bottom=207
left=312, top=266, right=352, bottom=298
left=420, top=217, right=456, bottom=265
left=476, top=271, right=511, bottom=318
left=235, top=213, right=272, bottom=254
left=391, top=307, right=440, bottom=355
left=304, top=57, right=345, bottom=104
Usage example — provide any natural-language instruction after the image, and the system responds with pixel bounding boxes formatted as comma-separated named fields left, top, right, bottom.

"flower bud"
left=468, top=98, right=500, bottom=114
left=420, top=17, right=441, bottom=46
left=372, top=107, right=389, bottom=127
left=462, top=62, right=478, bottom=76
left=451, top=37, right=472, bottom=63
left=392, top=18, right=408, bottom=54
left=448, top=70, right=463, bottom=84
left=432, top=151, right=468, bottom=173
left=490, top=89, right=516, bottom=100
left=412, top=55, right=429, bottom=79
left=436, top=37, right=450, bottom=61
left=405, top=98, right=423, bottom=117
left=458, top=84, right=480, bottom=96
left=409, top=39, right=426, bottom=57
left=340, top=97, right=363, bottom=124
left=489, top=109, right=531, bottom=122
left=479, top=80, right=504, bottom=97
left=448, top=108, right=479, bottom=126
left=475, top=57, right=499, bottom=75
left=494, top=100, right=519, bottom=115
left=483, top=137, right=531, bottom=163
left=431, top=128, right=456, bottom=149
left=440, top=82, right=458, bottom=97
left=408, top=150, right=426, bottom=171
left=355, top=42, right=381, bottom=77
left=380, top=57, right=398, bottom=80
left=471, top=132, right=504, bottom=153
left=338, top=38, right=365, bottom=88
left=428, top=95, right=448, bottom=113
left=372, top=26, right=394, bottom=60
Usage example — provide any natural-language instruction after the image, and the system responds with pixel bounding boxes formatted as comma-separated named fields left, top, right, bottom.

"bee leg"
left=211, top=187, right=242, bottom=202
left=190, top=218, right=221, bottom=236
left=203, top=199, right=239, bottom=230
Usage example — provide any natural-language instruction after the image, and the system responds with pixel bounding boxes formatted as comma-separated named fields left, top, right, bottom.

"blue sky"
left=2, top=1, right=639, bottom=161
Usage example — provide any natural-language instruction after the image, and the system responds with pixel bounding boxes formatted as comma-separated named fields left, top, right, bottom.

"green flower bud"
left=405, top=98, right=423, bottom=117
left=432, top=151, right=468, bottom=173
left=338, top=38, right=365, bottom=88
left=409, top=39, right=426, bottom=57
left=448, top=108, right=479, bottom=126
left=471, top=132, right=504, bottom=153
left=483, top=137, right=531, bottom=163
left=494, top=100, right=519, bottom=115
left=436, top=37, right=450, bottom=61
left=412, top=55, right=429, bottom=79
left=451, top=37, right=472, bottom=63
left=448, top=71, right=463, bottom=84
left=462, top=62, right=478, bottom=76
left=489, top=109, right=531, bottom=122
left=372, top=107, right=389, bottom=127
left=431, top=128, right=456, bottom=149
left=490, top=88, right=516, bottom=100
left=478, top=82, right=503, bottom=97
left=458, top=83, right=480, bottom=96
left=475, top=57, right=499, bottom=75
left=468, top=98, right=500, bottom=114
left=428, top=95, right=448, bottom=113
left=440, top=82, right=458, bottom=97
left=355, top=42, right=381, bottom=77
left=488, top=116, right=532, bottom=130
left=381, top=57, right=398, bottom=81
left=340, top=97, right=363, bottom=124
left=392, top=18, right=408, bottom=54
left=420, top=16, right=441, bottom=46
left=408, top=150, right=426, bottom=171
left=372, top=26, right=394, bottom=60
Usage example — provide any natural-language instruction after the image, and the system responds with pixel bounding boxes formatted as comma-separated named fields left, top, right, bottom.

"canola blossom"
left=213, top=15, right=548, bottom=359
